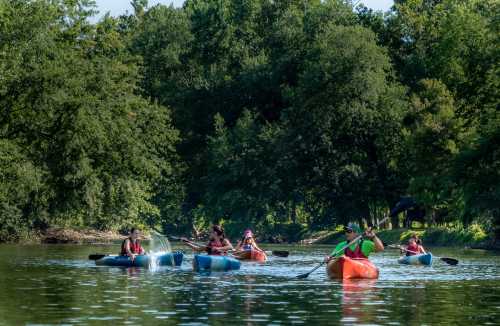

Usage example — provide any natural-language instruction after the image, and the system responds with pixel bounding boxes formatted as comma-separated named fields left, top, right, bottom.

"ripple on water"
left=1, top=245, right=500, bottom=325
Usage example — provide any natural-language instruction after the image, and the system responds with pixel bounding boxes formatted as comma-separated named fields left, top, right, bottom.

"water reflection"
left=0, top=244, right=499, bottom=325
left=340, top=279, right=378, bottom=325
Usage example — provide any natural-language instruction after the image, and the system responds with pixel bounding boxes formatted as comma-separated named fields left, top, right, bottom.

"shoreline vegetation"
left=22, top=225, right=498, bottom=251
left=1, top=1, right=498, bottom=246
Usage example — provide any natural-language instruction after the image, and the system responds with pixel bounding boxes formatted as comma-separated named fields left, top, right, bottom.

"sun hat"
left=243, top=229, right=253, bottom=238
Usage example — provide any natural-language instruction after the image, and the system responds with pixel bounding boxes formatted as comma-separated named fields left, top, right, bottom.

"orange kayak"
left=326, top=256, right=379, bottom=280
left=233, top=249, right=267, bottom=262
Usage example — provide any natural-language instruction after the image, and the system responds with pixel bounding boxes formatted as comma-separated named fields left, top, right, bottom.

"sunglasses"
left=344, top=229, right=353, bottom=234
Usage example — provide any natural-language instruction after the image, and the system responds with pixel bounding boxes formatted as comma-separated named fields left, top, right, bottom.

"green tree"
left=0, top=0, right=182, bottom=239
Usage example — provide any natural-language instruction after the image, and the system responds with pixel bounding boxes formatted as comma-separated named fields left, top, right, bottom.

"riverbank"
left=6, top=224, right=495, bottom=250
left=301, top=225, right=491, bottom=248
left=40, top=228, right=127, bottom=244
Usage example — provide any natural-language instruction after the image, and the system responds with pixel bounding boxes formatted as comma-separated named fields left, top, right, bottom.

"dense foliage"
left=0, top=0, right=498, bottom=242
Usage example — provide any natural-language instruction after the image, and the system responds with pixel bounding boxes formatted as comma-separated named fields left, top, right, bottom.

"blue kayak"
left=95, top=252, right=183, bottom=267
left=398, top=253, right=433, bottom=266
left=193, top=254, right=241, bottom=272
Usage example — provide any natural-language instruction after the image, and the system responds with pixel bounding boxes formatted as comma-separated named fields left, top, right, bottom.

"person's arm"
left=364, top=228, right=384, bottom=252
left=211, top=239, right=233, bottom=253
left=325, top=243, right=344, bottom=262
left=181, top=237, right=207, bottom=252
left=124, top=239, right=136, bottom=259
left=235, top=240, right=243, bottom=251
left=252, top=239, right=264, bottom=252
left=419, top=245, right=426, bottom=254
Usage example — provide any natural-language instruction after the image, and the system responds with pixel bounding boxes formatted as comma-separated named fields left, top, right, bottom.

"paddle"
left=89, top=254, right=106, bottom=260
left=296, top=215, right=390, bottom=279
left=271, top=250, right=289, bottom=257
left=401, top=247, right=458, bottom=265
left=167, top=233, right=290, bottom=257
left=295, top=234, right=363, bottom=279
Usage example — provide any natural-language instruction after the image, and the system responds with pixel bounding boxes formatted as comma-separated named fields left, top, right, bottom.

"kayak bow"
left=233, top=249, right=267, bottom=262
left=193, top=254, right=241, bottom=272
left=398, top=253, right=433, bottom=266
left=95, top=252, right=183, bottom=268
left=327, top=257, right=379, bottom=280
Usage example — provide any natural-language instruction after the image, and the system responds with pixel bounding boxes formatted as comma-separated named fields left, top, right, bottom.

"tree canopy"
left=0, top=0, right=498, bottom=242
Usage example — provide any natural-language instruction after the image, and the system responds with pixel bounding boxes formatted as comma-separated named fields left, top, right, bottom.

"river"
left=0, top=243, right=499, bottom=325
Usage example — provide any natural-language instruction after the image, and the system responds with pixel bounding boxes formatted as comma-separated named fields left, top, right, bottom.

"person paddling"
left=401, top=234, right=426, bottom=256
left=235, top=229, right=264, bottom=253
left=120, top=227, right=145, bottom=260
left=324, top=223, right=384, bottom=262
left=182, top=225, right=233, bottom=255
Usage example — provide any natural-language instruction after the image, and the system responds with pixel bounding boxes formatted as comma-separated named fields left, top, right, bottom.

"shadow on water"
left=0, top=243, right=499, bottom=325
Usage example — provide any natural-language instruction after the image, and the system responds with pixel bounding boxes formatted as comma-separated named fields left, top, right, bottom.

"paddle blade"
left=440, top=257, right=458, bottom=265
left=296, top=272, right=310, bottom=279
left=88, top=254, right=106, bottom=260
left=272, top=250, right=289, bottom=257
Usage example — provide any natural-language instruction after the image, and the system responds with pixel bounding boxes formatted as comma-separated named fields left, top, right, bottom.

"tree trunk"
left=391, top=215, right=399, bottom=229
left=493, top=210, right=500, bottom=245
left=290, top=200, right=297, bottom=224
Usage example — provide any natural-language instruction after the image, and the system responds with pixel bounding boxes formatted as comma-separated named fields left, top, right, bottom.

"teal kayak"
left=193, top=254, right=241, bottom=272
left=398, top=253, right=433, bottom=266
left=95, top=252, right=183, bottom=267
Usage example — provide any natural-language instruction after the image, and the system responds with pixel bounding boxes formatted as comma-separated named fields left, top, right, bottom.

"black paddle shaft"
left=296, top=214, right=390, bottom=279
left=88, top=254, right=106, bottom=260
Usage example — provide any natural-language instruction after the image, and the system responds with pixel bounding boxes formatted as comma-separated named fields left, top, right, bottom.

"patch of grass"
left=422, top=224, right=488, bottom=245
left=312, top=223, right=489, bottom=247
left=378, top=224, right=488, bottom=246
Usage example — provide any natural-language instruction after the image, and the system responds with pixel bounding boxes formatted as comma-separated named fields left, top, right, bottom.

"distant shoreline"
left=15, top=227, right=495, bottom=251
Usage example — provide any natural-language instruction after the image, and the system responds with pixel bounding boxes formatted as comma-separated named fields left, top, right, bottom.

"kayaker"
left=182, top=225, right=233, bottom=255
left=401, top=235, right=426, bottom=256
left=235, top=229, right=264, bottom=253
left=324, top=223, right=384, bottom=262
left=120, top=227, right=145, bottom=260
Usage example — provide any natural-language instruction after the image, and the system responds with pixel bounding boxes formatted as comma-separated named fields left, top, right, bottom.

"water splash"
left=150, top=231, right=172, bottom=254
left=149, top=231, right=174, bottom=270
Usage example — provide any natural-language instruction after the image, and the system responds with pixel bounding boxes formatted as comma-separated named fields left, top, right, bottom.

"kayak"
left=233, top=249, right=267, bottom=262
left=327, top=256, right=379, bottom=280
left=95, top=252, right=183, bottom=267
left=193, top=254, right=241, bottom=272
left=398, top=253, right=433, bottom=266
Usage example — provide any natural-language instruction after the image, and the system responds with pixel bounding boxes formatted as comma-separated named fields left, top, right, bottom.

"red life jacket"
left=406, top=243, right=419, bottom=256
left=344, top=240, right=368, bottom=259
left=120, top=238, right=142, bottom=255
left=207, top=239, right=226, bottom=255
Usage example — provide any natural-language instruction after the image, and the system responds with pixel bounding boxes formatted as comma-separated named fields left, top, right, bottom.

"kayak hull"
left=95, top=252, right=183, bottom=267
left=327, top=257, right=379, bottom=280
left=234, top=249, right=267, bottom=262
left=193, top=254, right=241, bottom=272
left=398, top=253, right=433, bottom=266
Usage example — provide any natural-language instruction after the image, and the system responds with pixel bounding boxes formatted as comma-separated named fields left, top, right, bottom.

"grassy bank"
left=3, top=223, right=490, bottom=248
left=307, top=224, right=489, bottom=247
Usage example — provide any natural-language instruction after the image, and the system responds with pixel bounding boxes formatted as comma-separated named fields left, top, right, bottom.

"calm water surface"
left=0, top=243, right=499, bottom=325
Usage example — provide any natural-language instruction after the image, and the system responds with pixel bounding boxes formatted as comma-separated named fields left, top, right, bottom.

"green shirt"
left=331, top=240, right=375, bottom=258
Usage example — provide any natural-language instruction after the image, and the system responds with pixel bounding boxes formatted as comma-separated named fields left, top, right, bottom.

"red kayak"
left=233, top=249, right=267, bottom=262
left=326, top=256, right=379, bottom=280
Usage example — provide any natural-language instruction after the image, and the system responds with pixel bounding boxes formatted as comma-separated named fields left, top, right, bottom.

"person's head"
left=410, top=233, right=422, bottom=244
left=408, top=237, right=417, bottom=246
left=130, top=227, right=140, bottom=240
left=243, top=229, right=253, bottom=243
left=344, top=223, right=362, bottom=241
left=211, top=225, right=225, bottom=240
